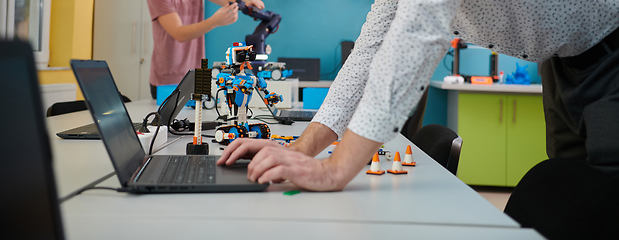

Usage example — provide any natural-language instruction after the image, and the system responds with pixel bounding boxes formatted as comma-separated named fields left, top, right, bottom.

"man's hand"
left=217, top=138, right=284, bottom=166
left=245, top=0, right=265, bottom=10
left=210, top=2, right=239, bottom=27
left=217, top=138, right=343, bottom=191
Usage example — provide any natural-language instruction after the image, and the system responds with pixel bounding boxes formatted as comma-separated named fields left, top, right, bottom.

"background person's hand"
left=245, top=0, right=265, bottom=10
left=210, top=3, right=238, bottom=27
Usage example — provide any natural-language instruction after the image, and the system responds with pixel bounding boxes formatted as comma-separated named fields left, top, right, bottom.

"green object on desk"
left=284, top=190, right=301, bottom=196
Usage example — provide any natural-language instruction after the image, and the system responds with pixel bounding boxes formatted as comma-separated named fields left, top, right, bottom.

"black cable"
left=248, top=107, right=254, bottom=118
left=252, top=115, right=278, bottom=124
left=141, top=112, right=162, bottom=155
left=215, top=88, right=224, bottom=118
left=58, top=172, right=116, bottom=204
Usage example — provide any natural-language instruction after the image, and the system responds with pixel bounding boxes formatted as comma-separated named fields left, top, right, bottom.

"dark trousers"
left=505, top=158, right=619, bottom=240
left=150, top=84, right=157, bottom=100
left=505, top=39, right=619, bottom=239
left=541, top=46, right=619, bottom=178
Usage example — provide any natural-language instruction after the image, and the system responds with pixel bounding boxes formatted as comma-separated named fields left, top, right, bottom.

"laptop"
left=278, top=57, right=320, bottom=81
left=72, top=60, right=267, bottom=193
left=56, top=65, right=195, bottom=139
left=0, top=41, right=64, bottom=239
left=256, top=90, right=316, bottom=121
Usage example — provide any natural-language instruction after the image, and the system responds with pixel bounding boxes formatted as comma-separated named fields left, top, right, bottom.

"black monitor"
left=0, top=41, right=65, bottom=239
left=278, top=57, right=320, bottom=81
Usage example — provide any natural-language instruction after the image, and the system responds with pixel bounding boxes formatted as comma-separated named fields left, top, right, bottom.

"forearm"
left=209, top=0, right=230, bottom=7
left=289, top=122, right=338, bottom=157
left=323, top=129, right=383, bottom=190
left=167, top=18, right=219, bottom=43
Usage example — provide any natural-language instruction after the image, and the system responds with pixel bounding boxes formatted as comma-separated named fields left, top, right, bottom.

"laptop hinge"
left=132, top=157, right=153, bottom=183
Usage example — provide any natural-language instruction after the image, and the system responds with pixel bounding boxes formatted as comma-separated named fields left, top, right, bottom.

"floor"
left=471, top=186, right=514, bottom=212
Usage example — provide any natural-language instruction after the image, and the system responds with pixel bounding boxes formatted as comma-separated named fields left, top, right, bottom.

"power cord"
left=140, top=112, right=162, bottom=155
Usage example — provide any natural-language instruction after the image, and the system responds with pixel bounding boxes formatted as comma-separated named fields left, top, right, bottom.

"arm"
left=288, top=122, right=338, bottom=157
left=210, top=0, right=265, bottom=9
left=157, top=3, right=238, bottom=43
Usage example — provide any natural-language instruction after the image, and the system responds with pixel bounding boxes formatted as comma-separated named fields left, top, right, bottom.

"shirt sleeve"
left=347, top=0, right=463, bottom=143
left=311, top=0, right=398, bottom=139
left=147, top=0, right=177, bottom=21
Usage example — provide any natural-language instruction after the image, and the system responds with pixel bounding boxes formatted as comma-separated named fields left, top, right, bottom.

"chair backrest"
left=411, top=124, right=462, bottom=175
left=401, top=88, right=429, bottom=140
left=46, top=94, right=130, bottom=117
left=46, top=100, right=87, bottom=117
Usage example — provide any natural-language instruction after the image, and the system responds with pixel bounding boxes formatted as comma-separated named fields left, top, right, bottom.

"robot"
left=257, top=62, right=293, bottom=80
left=211, top=1, right=292, bottom=80
left=213, top=42, right=283, bottom=145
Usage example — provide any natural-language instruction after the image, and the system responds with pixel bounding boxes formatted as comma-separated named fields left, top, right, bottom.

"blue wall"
left=204, top=1, right=541, bottom=127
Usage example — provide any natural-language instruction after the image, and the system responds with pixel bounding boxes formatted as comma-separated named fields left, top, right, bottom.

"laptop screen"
left=0, top=41, right=64, bottom=239
left=71, top=60, right=145, bottom=186
left=158, top=70, right=194, bottom=125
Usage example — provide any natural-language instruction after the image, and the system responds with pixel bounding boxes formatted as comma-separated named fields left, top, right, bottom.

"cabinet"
left=93, top=0, right=153, bottom=101
left=456, top=92, right=547, bottom=186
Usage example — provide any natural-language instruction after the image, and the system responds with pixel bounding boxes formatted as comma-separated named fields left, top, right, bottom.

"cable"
left=58, top=172, right=116, bottom=204
left=141, top=112, right=162, bottom=155
left=215, top=88, right=224, bottom=118
left=252, top=115, right=278, bottom=124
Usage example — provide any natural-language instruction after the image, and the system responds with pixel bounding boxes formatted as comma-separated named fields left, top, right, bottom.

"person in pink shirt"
left=147, top=0, right=265, bottom=99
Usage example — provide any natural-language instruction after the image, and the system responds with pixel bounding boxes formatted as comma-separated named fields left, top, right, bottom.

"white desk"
left=50, top=100, right=544, bottom=239
left=64, top=216, right=544, bottom=240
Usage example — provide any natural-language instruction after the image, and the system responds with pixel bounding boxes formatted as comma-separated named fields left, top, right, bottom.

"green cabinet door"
left=506, top=95, right=548, bottom=186
left=457, top=93, right=507, bottom=186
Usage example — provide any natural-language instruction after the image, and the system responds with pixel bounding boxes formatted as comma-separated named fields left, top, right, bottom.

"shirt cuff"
left=347, top=96, right=410, bottom=143
left=311, top=103, right=355, bottom=139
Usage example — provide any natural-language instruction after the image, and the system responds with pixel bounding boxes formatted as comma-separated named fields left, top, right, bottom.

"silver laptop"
left=256, top=90, right=316, bottom=121
left=71, top=60, right=267, bottom=193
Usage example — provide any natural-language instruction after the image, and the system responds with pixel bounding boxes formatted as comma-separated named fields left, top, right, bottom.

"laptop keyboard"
left=157, top=156, right=216, bottom=184
left=92, top=123, right=143, bottom=134
left=285, top=111, right=314, bottom=119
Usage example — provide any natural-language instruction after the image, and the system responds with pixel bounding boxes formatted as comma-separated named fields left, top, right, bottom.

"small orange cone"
left=402, top=145, right=416, bottom=166
left=366, top=153, right=385, bottom=175
left=387, top=152, right=408, bottom=174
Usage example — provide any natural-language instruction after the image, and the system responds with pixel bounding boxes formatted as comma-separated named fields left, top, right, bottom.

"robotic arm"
left=234, top=0, right=281, bottom=55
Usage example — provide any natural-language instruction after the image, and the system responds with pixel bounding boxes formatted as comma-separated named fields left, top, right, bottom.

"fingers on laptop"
left=217, top=139, right=283, bottom=166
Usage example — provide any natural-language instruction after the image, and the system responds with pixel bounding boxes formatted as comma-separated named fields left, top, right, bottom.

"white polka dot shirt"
left=312, top=0, right=619, bottom=143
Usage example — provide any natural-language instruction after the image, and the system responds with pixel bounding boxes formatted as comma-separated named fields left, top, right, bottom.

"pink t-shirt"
left=147, top=0, right=205, bottom=86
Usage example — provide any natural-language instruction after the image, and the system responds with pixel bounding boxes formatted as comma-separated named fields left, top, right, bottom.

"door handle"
left=499, top=99, right=503, bottom=123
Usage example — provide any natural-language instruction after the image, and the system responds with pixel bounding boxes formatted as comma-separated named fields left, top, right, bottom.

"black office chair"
left=46, top=93, right=131, bottom=117
left=401, top=88, right=429, bottom=140
left=46, top=100, right=87, bottom=117
left=504, top=158, right=619, bottom=240
left=411, top=124, right=462, bottom=175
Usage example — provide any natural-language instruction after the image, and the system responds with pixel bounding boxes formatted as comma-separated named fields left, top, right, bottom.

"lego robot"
left=213, top=42, right=283, bottom=145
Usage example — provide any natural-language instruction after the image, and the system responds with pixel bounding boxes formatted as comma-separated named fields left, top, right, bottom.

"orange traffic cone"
left=402, top=145, right=416, bottom=166
left=387, top=152, right=408, bottom=174
left=366, top=153, right=385, bottom=175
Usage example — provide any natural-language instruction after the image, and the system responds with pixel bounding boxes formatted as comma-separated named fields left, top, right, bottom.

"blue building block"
left=303, top=88, right=329, bottom=109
